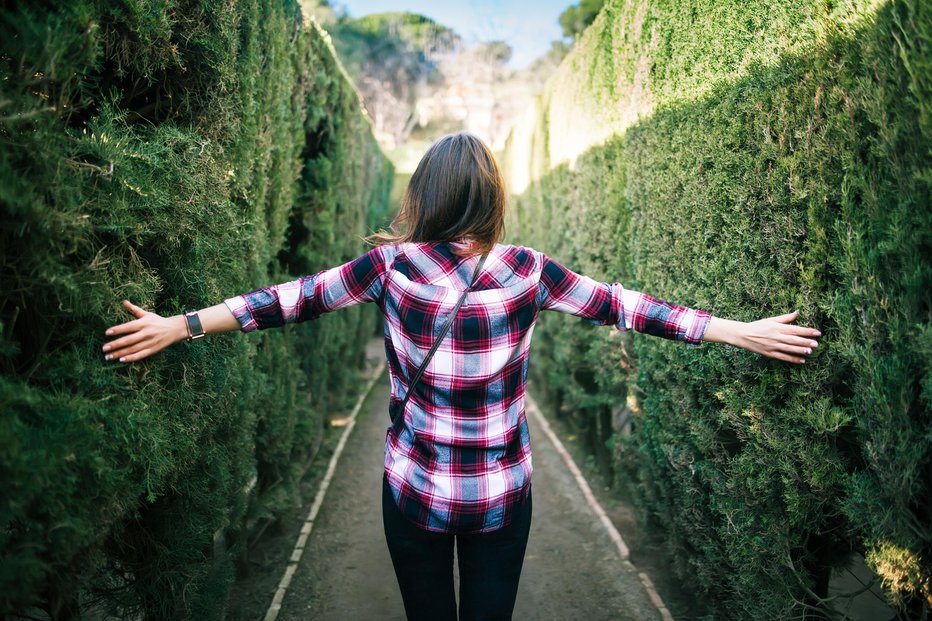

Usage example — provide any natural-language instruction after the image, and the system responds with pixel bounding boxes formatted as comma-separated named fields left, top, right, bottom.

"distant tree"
left=475, top=40, right=513, bottom=65
left=329, top=12, right=460, bottom=147
left=527, top=40, right=570, bottom=75
left=559, top=0, right=605, bottom=39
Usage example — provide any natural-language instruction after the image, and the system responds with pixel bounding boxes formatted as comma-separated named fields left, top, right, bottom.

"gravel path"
left=275, top=366, right=664, bottom=620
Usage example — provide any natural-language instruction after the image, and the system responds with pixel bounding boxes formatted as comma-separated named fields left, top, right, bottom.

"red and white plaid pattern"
left=224, top=240, right=711, bottom=533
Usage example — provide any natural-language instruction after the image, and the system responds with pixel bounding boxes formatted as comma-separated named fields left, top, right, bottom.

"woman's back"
left=380, top=240, right=541, bottom=535
left=367, top=237, right=710, bottom=534
left=381, top=240, right=541, bottom=417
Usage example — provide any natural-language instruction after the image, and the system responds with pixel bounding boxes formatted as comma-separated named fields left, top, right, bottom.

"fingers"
left=782, top=324, right=822, bottom=337
left=105, top=301, right=157, bottom=337
left=766, top=350, right=807, bottom=364
left=770, top=329, right=820, bottom=363
left=765, top=318, right=821, bottom=337
left=105, top=318, right=145, bottom=337
left=106, top=301, right=149, bottom=336
left=776, top=344, right=813, bottom=356
left=102, top=331, right=148, bottom=356
left=115, top=348, right=156, bottom=363
left=779, top=334, right=820, bottom=349
left=103, top=301, right=170, bottom=364
left=105, top=337, right=157, bottom=362
left=769, top=335, right=819, bottom=363
left=123, top=299, right=148, bottom=319
left=772, top=310, right=800, bottom=323
left=770, top=310, right=823, bottom=337
left=740, top=312, right=824, bottom=365
left=104, top=337, right=149, bottom=361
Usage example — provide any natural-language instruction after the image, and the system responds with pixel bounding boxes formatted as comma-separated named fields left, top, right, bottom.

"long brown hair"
left=365, top=132, right=507, bottom=256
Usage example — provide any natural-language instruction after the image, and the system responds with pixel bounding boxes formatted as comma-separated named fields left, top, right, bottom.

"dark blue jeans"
left=382, top=475, right=533, bottom=621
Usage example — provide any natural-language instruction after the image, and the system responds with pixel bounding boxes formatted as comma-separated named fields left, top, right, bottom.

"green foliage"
left=331, top=11, right=460, bottom=84
left=505, top=0, right=930, bottom=617
left=559, top=0, right=606, bottom=39
left=0, top=1, right=391, bottom=618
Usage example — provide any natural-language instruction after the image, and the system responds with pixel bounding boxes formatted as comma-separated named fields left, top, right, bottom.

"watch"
left=184, top=309, right=206, bottom=341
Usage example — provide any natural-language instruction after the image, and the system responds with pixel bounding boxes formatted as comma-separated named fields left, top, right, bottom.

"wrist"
left=727, top=320, right=749, bottom=348
left=703, top=316, right=746, bottom=347
left=171, top=315, right=189, bottom=343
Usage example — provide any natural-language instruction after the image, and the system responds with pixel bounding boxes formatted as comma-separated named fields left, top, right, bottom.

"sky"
left=336, top=0, right=570, bottom=69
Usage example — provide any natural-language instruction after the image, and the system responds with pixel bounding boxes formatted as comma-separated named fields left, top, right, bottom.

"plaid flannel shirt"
left=224, top=240, right=711, bottom=534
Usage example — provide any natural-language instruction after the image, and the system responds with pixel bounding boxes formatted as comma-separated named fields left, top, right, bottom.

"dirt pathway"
left=275, top=367, right=665, bottom=620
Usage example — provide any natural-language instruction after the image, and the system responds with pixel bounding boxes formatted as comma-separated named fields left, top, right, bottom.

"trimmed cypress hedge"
left=503, top=0, right=930, bottom=616
left=0, top=1, right=391, bottom=618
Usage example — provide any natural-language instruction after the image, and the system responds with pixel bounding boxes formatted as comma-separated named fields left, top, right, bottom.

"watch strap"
left=184, top=310, right=206, bottom=341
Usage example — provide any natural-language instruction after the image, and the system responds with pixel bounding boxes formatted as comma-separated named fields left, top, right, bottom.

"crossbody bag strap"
left=397, top=251, right=489, bottom=417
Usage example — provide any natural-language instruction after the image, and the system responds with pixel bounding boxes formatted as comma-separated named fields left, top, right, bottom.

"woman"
left=102, top=132, right=821, bottom=620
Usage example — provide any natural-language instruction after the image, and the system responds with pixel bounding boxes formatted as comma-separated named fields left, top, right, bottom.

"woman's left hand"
left=102, top=300, right=187, bottom=363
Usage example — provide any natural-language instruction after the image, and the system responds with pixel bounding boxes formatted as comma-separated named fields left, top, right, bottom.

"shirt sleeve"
left=537, top=253, right=712, bottom=347
left=223, top=244, right=395, bottom=333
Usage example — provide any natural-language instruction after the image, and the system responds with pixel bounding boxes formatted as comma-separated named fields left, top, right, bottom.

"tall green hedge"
left=0, top=1, right=391, bottom=618
left=503, top=0, right=930, bottom=616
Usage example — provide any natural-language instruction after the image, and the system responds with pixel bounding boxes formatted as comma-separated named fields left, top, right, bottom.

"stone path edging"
left=262, top=360, right=386, bottom=621
left=525, top=393, right=675, bottom=621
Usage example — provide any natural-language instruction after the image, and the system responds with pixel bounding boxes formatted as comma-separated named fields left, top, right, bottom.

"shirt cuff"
left=683, top=309, right=712, bottom=346
left=615, top=286, right=639, bottom=332
left=224, top=295, right=259, bottom=333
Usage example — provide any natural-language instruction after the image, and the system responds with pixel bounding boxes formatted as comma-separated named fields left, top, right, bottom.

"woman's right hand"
left=102, top=300, right=188, bottom=363
left=702, top=310, right=821, bottom=364
left=733, top=310, right=822, bottom=364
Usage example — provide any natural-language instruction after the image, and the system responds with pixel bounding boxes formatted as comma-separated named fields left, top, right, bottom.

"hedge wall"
left=0, top=1, right=391, bottom=618
left=503, top=0, right=930, bottom=617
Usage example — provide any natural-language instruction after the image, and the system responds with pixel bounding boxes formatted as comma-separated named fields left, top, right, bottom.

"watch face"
left=185, top=312, right=205, bottom=339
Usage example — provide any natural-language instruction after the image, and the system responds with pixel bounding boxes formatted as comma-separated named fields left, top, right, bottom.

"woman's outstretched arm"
left=102, top=244, right=396, bottom=364
left=538, top=252, right=821, bottom=364
left=102, top=300, right=239, bottom=363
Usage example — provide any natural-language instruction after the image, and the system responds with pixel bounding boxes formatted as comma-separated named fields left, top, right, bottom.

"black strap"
left=396, top=251, right=489, bottom=418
